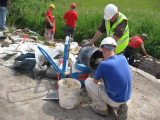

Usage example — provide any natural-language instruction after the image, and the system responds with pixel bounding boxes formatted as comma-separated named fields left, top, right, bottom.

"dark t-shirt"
left=0, top=0, right=8, bottom=7
left=98, top=19, right=127, bottom=38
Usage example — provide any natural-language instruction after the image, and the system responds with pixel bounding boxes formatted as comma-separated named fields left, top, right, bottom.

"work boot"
left=112, top=103, right=128, bottom=120
left=90, top=103, right=108, bottom=116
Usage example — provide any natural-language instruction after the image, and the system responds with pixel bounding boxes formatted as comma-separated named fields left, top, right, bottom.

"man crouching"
left=85, top=37, right=132, bottom=120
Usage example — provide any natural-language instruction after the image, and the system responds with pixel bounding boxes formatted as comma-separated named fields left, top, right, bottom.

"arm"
left=141, top=44, right=148, bottom=57
left=46, top=16, right=52, bottom=26
left=76, top=13, right=78, bottom=21
left=93, top=63, right=103, bottom=84
left=113, top=20, right=127, bottom=41
left=83, top=30, right=102, bottom=46
left=93, top=78, right=99, bottom=84
left=8, top=0, right=11, bottom=11
left=90, top=30, right=103, bottom=44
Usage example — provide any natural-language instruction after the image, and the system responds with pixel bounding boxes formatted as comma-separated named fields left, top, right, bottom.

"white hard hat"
left=100, top=37, right=117, bottom=49
left=104, top=4, right=118, bottom=20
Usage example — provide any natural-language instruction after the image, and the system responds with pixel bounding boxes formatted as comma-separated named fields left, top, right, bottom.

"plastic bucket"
left=58, top=78, right=81, bottom=109
left=78, top=46, right=103, bottom=70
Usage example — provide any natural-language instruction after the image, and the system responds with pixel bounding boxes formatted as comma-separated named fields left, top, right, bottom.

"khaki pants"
left=85, top=78, right=125, bottom=110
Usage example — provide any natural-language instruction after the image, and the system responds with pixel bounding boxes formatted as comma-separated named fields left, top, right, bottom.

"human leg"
left=70, top=26, right=75, bottom=39
left=50, top=33, right=53, bottom=41
left=85, top=78, right=127, bottom=117
left=124, top=46, right=135, bottom=65
left=85, top=78, right=108, bottom=111
left=47, top=29, right=52, bottom=40
left=65, top=25, right=71, bottom=37
left=0, top=7, right=2, bottom=28
left=0, top=7, right=7, bottom=29
left=124, top=46, right=130, bottom=59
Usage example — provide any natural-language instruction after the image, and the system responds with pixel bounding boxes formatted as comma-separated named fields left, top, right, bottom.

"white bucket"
left=58, top=78, right=81, bottom=109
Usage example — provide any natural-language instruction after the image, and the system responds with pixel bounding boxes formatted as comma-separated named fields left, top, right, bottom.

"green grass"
left=7, top=0, right=160, bottom=59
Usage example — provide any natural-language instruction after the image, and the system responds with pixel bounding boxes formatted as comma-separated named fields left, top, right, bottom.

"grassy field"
left=8, top=0, right=160, bottom=59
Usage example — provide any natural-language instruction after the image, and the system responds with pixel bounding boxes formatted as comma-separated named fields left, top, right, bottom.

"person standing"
left=83, top=4, right=129, bottom=54
left=50, top=16, right=56, bottom=42
left=124, top=34, right=149, bottom=66
left=0, top=0, right=10, bottom=30
left=64, top=3, right=78, bottom=40
left=45, top=4, right=55, bottom=40
left=85, top=37, right=132, bottom=120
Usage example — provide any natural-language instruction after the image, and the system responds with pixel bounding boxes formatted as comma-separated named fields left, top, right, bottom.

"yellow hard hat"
left=49, top=4, right=55, bottom=8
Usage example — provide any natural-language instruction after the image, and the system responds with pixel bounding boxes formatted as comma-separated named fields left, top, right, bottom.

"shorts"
left=46, top=22, right=53, bottom=29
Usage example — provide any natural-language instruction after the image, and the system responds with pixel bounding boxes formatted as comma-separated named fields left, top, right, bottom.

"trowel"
left=42, top=92, right=59, bottom=101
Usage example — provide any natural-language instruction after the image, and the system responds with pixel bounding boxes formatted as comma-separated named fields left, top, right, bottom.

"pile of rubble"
left=0, top=28, right=80, bottom=80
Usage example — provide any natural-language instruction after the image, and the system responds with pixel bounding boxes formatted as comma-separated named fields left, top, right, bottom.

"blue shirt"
left=94, top=54, right=132, bottom=103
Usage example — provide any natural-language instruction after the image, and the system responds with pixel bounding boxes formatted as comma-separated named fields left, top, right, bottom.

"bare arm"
left=46, top=16, right=52, bottom=26
left=141, top=44, right=148, bottom=57
left=90, top=30, right=102, bottom=44
left=8, top=0, right=10, bottom=11
left=83, top=30, right=102, bottom=46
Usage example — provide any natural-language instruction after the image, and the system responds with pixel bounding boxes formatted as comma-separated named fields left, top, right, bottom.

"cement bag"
left=55, top=43, right=64, bottom=54
left=16, top=42, right=37, bottom=54
left=35, top=46, right=61, bottom=66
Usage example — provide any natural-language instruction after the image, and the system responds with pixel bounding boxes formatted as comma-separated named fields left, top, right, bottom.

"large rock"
left=1, top=42, right=9, bottom=47
left=4, top=38, right=12, bottom=44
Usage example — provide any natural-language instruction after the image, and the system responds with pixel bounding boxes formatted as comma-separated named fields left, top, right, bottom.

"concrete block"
left=9, top=36, right=23, bottom=43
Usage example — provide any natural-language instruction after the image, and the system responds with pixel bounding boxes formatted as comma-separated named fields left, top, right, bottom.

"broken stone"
left=29, top=36, right=38, bottom=41
left=16, top=29, right=23, bottom=32
left=5, top=33, right=12, bottom=37
left=1, top=42, right=9, bottom=47
left=4, top=38, right=12, bottom=44
left=37, top=40, right=44, bottom=44
left=25, top=38, right=35, bottom=42
left=44, top=41, right=55, bottom=47
left=19, top=34, right=30, bottom=38
left=9, top=36, right=23, bottom=43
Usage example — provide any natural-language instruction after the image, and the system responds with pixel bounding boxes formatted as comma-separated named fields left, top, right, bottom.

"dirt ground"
left=0, top=54, right=160, bottom=120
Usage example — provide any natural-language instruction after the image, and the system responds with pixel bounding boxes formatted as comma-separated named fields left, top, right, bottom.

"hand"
left=50, top=23, right=53, bottom=27
left=145, top=55, right=152, bottom=60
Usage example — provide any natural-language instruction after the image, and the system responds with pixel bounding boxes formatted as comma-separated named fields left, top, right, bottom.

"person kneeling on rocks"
left=85, top=37, right=132, bottom=120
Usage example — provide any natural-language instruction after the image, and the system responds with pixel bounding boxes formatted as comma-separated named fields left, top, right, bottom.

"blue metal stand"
left=37, top=46, right=66, bottom=78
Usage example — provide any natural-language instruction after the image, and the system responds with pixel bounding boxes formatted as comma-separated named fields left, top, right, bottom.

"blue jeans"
left=0, top=6, right=7, bottom=29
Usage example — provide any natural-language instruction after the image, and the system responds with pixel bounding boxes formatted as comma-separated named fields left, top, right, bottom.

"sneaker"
left=0, top=27, right=8, bottom=32
left=90, top=104, right=108, bottom=116
left=112, top=103, right=128, bottom=120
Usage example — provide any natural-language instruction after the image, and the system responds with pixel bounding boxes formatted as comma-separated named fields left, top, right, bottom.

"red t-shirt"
left=63, top=10, right=78, bottom=28
left=46, top=10, right=53, bottom=22
left=129, top=36, right=143, bottom=49
left=51, top=22, right=56, bottom=34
